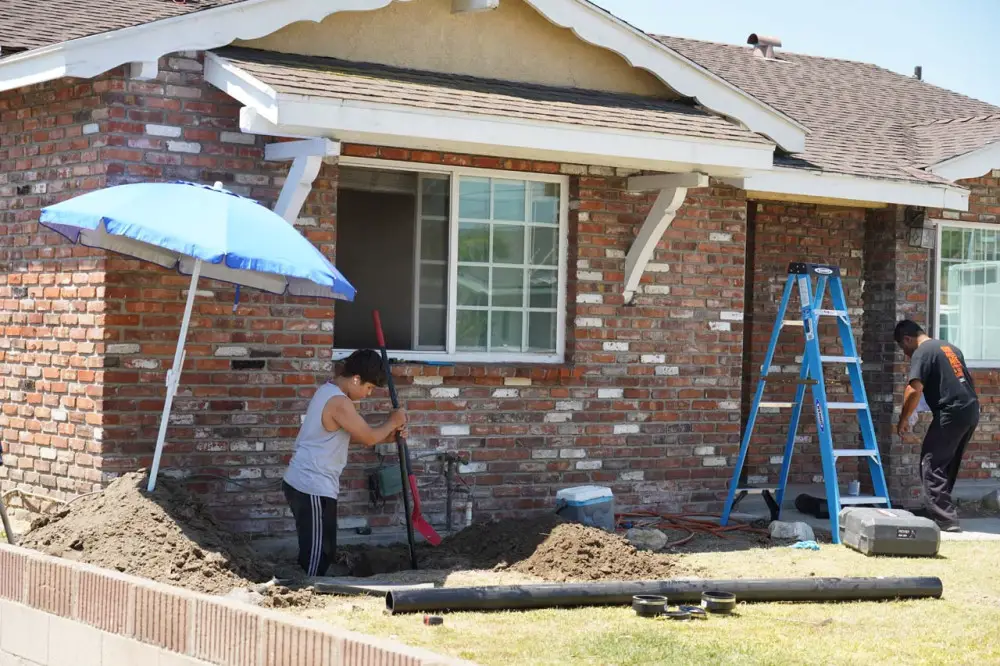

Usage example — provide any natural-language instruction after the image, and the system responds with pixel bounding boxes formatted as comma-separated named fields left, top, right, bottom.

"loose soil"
left=17, top=474, right=694, bottom=599
left=18, top=472, right=272, bottom=595
left=345, top=514, right=675, bottom=582
left=510, top=521, right=675, bottom=581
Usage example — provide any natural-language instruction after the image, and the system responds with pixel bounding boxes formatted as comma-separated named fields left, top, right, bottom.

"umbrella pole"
left=147, top=259, right=203, bottom=492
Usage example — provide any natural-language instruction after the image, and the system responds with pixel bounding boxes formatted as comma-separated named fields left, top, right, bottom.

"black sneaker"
left=937, top=521, right=962, bottom=533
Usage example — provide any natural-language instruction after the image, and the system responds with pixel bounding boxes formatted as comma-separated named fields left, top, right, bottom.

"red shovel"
left=373, top=311, right=442, bottom=567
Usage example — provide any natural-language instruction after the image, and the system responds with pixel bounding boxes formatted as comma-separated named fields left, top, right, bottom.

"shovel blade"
left=408, top=476, right=442, bottom=545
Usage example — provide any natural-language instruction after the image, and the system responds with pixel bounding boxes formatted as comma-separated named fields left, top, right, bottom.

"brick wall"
left=99, top=141, right=750, bottom=532
left=0, top=76, right=111, bottom=505
left=0, top=52, right=748, bottom=533
left=0, top=544, right=462, bottom=665
left=861, top=206, right=904, bottom=496
left=741, top=201, right=867, bottom=488
left=92, top=54, right=308, bottom=532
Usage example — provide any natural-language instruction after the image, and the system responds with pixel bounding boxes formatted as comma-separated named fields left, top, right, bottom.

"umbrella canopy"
left=41, top=181, right=355, bottom=300
left=40, top=181, right=356, bottom=491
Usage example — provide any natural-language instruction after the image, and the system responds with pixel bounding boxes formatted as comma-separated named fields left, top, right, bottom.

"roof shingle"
left=656, top=35, right=1000, bottom=183
left=910, top=114, right=1000, bottom=167
left=214, top=47, right=772, bottom=146
left=0, top=0, right=246, bottom=51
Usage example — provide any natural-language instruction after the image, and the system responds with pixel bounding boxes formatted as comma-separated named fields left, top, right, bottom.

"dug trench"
left=15, top=473, right=680, bottom=607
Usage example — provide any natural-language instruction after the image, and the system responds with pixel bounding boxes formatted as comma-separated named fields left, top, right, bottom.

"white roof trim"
left=735, top=167, right=970, bottom=211
left=205, top=53, right=776, bottom=175
left=522, top=0, right=807, bottom=153
left=926, top=141, right=1000, bottom=182
left=0, top=0, right=805, bottom=153
left=0, top=0, right=406, bottom=92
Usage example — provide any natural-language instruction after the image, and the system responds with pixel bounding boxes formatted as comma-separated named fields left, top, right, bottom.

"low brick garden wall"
left=0, top=543, right=465, bottom=666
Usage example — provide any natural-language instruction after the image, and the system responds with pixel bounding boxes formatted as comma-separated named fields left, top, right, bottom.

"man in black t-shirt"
left=895, top=320, right=980, bottom=532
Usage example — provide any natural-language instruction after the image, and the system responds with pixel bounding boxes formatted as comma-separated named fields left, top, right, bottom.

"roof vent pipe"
left=747, top=34, right=781, bottom=59
left=914, top=66, right=923, bottom=80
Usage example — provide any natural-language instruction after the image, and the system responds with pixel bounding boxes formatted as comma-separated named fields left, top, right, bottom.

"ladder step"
left=827, top=402, right=868, bottom=410
left=764, top=376, right=819, bottom=386
left=782, top=310, right=848, bottom=327
left=832, top=449, right=878, bottom=458
left=839, top=495, right=889, bottom=506
left=759, top=402, right=797, bottom=409
left=736, top=487, right=779, bottom=495
left=820, top=355, right=860, bottom=363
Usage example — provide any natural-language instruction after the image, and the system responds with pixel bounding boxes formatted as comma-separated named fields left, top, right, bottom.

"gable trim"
left=0, top=0, right=805, bottom=154
left=522, top=0, right=806, bottom=152
left=927, top=141, right=1000, bottom=182
left=0, top=0, right=403, bottom=92
left=732, top=167, right=970, bottom=211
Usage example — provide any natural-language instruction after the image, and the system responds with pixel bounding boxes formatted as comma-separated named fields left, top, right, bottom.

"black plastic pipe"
left=386, top=576, right=942, bottom=614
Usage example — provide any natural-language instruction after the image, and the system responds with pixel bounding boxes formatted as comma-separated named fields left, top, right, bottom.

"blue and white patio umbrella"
left=40, top=181, right=356, bottom=491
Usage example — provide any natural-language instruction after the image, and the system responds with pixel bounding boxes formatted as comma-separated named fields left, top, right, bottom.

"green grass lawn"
left=296, top=541, right=1000, bottom=665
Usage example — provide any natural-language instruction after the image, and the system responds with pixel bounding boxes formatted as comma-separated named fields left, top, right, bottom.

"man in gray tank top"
left=282, top=349, right=407, bottom=576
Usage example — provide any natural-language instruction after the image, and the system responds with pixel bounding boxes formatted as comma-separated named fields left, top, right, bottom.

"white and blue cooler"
left=555, top=486, right=615, bottom=532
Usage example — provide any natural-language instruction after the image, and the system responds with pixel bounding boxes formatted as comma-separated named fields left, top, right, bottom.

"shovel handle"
left=372, top=311, right=401, bottom=409
left=372, top=310, right=419, bottom=567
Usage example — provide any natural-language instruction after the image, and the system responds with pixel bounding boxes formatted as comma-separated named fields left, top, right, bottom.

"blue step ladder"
left=721, top=262, right=890, bottom=543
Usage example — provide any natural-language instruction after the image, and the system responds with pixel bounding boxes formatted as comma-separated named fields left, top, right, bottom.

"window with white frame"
left=935, top=221, right=1000, bottom=366
left=333, top=162, right=567, bottom=363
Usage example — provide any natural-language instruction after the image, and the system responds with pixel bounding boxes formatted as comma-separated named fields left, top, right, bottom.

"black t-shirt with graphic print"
left=908, top=339, right=978, bottom=423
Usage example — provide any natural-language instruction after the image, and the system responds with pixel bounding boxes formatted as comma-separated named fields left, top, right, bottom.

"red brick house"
left=1, top=0, right=997, bottom=536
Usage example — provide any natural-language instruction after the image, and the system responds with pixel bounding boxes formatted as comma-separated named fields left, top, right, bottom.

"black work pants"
left=282, top=480, right=338, bottom=577
left=920, top=406, right=979, bottom=526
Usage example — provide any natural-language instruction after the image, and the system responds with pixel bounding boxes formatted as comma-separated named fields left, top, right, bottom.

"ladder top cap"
left=788, top=262, right=841, bottom=277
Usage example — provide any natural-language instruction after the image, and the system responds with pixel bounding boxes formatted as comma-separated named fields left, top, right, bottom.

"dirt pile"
left=346, top=515, right=675, bottom=582
left=511, top=521, right=675, bottom=582
left=432, top=513, right=567, bottom=570
left=19, top=474, right=674, bottom=592
left=19, top=472, right=271, bottom=595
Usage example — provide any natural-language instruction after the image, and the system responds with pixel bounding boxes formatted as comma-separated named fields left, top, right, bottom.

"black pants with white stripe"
left=282, top=481, right=338, bottom=577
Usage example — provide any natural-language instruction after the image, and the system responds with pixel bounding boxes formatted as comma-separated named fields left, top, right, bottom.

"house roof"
left=0, top=0, right=245, bottom=51
left=215, top=47, right=772, bottom=146
left=656, top=36, right=1000, bottom=185
left=910, top=114, right=1000, bottom=168
left=0, top=1, right=996, bottom=190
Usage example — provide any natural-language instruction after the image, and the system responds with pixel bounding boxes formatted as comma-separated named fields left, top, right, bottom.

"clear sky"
left=590, top=0, right=1000, bottom=106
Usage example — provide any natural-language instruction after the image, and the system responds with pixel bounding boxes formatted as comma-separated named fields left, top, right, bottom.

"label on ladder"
left=815, top=399, right=825, bottom=432
left=797, top=276, right=811, bottom=310
left=799, top=276, right=815, bottom=341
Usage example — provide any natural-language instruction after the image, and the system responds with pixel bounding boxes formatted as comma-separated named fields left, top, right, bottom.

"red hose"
left=616, top=511, right=768, bottom=549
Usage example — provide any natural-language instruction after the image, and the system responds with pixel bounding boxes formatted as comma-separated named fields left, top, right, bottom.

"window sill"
left=332, top=348, right=565, bottom=366
left=967, top=362, right=1000, bottom=371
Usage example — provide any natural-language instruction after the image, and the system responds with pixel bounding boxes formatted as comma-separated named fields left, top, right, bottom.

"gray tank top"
left=283, top=383, right=351, bottom=499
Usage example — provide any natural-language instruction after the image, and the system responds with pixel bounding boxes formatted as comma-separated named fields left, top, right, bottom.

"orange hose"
left=616, top=510, right=768, bottom=548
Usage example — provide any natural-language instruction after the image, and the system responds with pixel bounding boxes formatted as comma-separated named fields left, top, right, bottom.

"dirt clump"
left=260, top=585, right=316, bottom=609
left=18, top=472, right=270, bottom=595
left=511, top=521, right=675, bottom=582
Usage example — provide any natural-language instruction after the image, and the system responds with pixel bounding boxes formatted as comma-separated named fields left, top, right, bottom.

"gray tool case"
left=839, top=507, right=940, bottom=557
